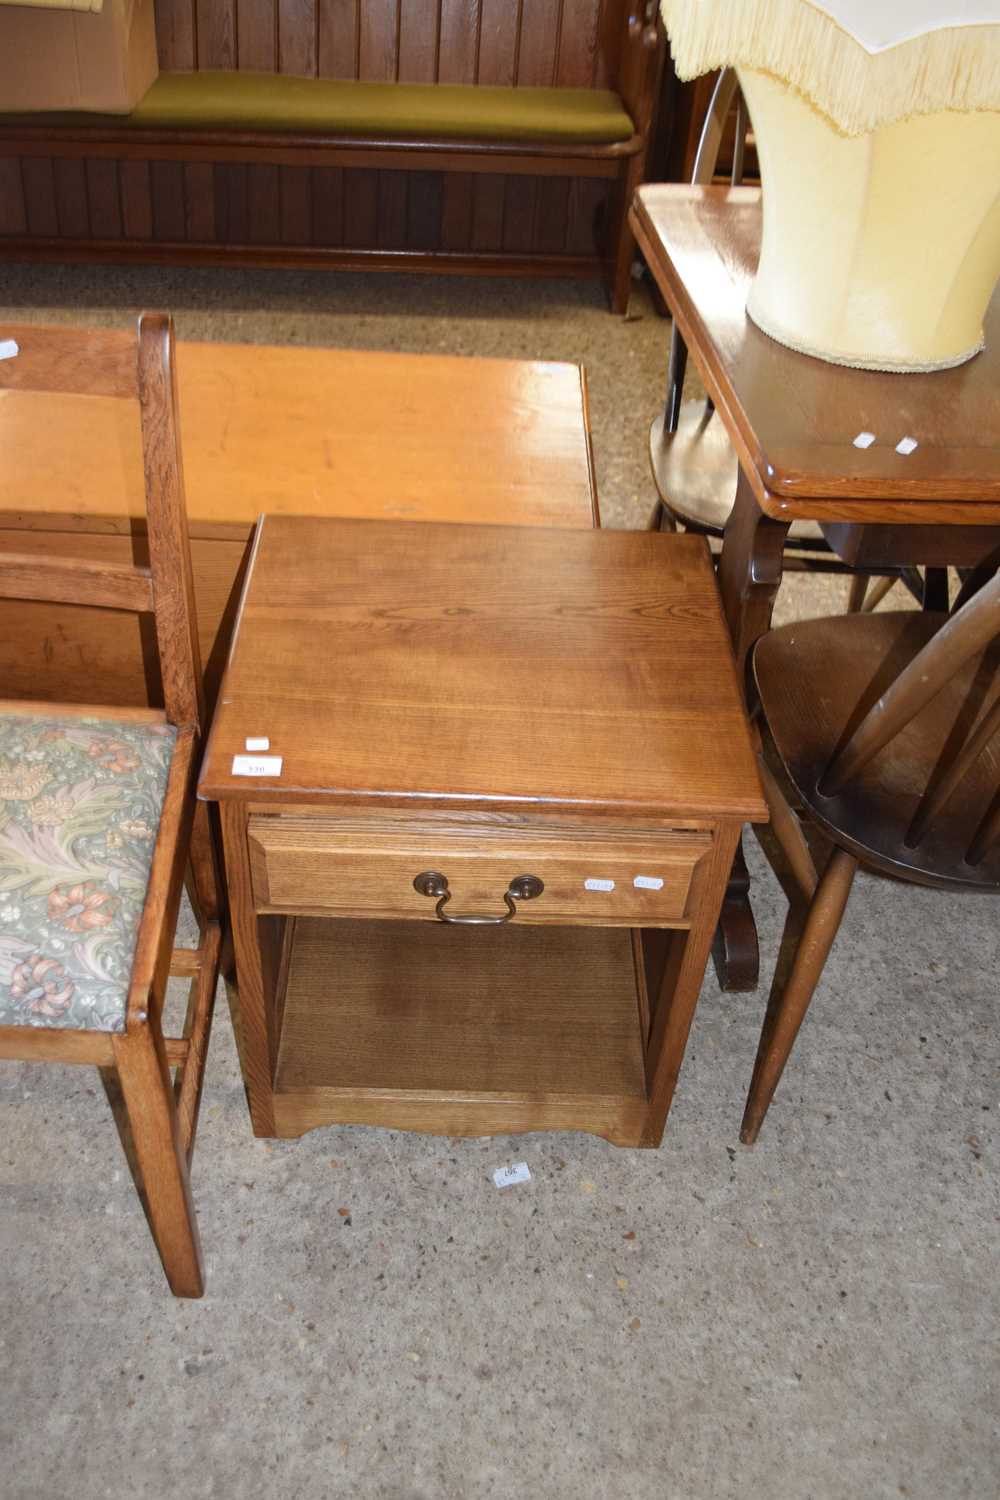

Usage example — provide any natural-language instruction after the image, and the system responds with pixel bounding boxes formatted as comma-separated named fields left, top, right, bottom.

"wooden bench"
left=0, top=327, right=599, bottom=709
left=0, top=2, right=663, bottom=312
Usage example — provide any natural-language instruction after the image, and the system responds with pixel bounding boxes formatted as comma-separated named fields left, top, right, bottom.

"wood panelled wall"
left=0, top=154, right=610, bottom=260
left=155, top=0, right=625, bottom=89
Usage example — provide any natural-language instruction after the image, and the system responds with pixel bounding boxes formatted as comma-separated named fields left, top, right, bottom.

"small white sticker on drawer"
left=584, top=878, right=615, bottom=892
left=633, top=875, right=664, bottom=891
left=244, top=736, right=270, bottom=752
left=493, top=1162, right=531, bottom=1189
left=0, top=339, right=19, bottom=361
left=232, top=754, right=283, bottom=777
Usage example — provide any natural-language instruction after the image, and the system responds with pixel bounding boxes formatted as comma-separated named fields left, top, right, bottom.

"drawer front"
left=247, top=815, right=712, bottom=927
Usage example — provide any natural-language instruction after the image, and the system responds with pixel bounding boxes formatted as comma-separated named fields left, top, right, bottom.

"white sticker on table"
left=584, top=878, right=615, bottom=892
left=895, top=435, right=919, bottom=456
left=244, top=736, right=270, bottom=752
left=493, top=1162, right=531, bottom=1189
left=0, top=339, right=19, bottom=361
left=231, top=754, right=283, bottom=777
left=633, top=875, right=664, bottom=891
left=853, top=431, right=876, bottom=449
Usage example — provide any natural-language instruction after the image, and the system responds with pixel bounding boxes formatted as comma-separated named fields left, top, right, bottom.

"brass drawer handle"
left=413, top=871, right=544, bottom=925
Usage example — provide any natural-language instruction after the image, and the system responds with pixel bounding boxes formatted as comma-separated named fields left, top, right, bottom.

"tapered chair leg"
left=112, top=1024, right=205, bottom=1298
left=741, top=847, right=859, bottom=1145
left=846, top=574, right=869, bottom=612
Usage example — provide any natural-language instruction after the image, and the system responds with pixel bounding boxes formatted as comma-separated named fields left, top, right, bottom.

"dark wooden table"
left=630, top=183, right=1000, bottom=988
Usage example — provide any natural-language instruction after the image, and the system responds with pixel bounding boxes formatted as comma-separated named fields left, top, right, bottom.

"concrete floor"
left=0, top=264, right=997, bottom=1500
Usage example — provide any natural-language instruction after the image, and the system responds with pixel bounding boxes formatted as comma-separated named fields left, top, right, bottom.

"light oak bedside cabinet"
left=199, top=516, right=766, bottom=1148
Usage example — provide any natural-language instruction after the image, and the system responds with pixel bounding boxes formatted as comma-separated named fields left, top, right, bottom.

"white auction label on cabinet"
left=231, top=754, right=283, bottom=777
left=633, top=875, right=664, bottom=891
left=584, top=878, right=615, bottom=892
left=493, top=1162, right=531, bottom=1189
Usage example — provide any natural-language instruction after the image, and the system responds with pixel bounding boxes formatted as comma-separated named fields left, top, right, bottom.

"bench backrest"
left=155, top=0, right=631, bottom=89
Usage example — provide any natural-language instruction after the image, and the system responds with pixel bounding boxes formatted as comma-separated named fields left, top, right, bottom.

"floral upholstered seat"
left=0, top=713, right=176, bottom=1033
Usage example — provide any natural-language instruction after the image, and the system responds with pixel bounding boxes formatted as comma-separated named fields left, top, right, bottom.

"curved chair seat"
left=0, top=710, right=175, bottom=1033
left=649, top=402, right=825, bottom=542
left=755, top=612, right=1000, bottom=892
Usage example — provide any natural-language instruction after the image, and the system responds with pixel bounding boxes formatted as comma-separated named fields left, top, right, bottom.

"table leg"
left=713, top=471, right=791, bottom=991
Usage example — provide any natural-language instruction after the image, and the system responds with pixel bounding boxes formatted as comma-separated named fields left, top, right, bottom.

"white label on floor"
left=584, top=878, right=615, bottom=892
left=231, top=754, right=283, bottom=777
left=0, top=339, right=19, bottom=361
left=633, top=875, right=664, bottom=890
left=493, top=1162, right=531, bottom=1189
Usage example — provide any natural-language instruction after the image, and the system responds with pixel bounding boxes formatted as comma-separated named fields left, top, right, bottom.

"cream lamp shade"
left=660, top=1, right=1000, bottom=371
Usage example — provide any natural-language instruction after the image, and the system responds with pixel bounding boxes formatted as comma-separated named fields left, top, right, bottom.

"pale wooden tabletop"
left=0, top=326, right=598, bottom=535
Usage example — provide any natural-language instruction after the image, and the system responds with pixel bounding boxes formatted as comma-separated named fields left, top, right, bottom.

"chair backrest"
left=664, top=67, right=749, bottom=431
left=0, top=314, right=205, bottom=736
left=819, top=573, right=1000, bottom=865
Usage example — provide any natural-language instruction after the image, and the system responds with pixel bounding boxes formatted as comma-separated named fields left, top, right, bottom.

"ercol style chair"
left=0, top=314, right=221, bottom=1298
left=743, top=573, right=1000, bottom=1142
left=649, top=68, right=918, bottom=611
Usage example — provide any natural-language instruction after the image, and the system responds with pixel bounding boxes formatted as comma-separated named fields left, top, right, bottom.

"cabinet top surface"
left=632, top=185, right=1000, bottom=518
left=198, top=516, right=766, bottom=822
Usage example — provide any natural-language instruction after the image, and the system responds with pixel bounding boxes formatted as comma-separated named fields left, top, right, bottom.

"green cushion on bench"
left=14, top=71, right=635, bottom=145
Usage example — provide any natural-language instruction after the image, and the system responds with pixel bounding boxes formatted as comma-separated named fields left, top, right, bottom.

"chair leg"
left=111, top=1023, right=205, bottom=1298
left=846, top=574, right=869, bottom=612
left=860, top=574, right=898, bottom=614
left=740, top=847, right=858, bottom=1145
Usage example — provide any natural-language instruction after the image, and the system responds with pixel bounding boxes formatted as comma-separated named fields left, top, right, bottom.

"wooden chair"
left=648, top=69, right=916, bottom=607
left=0, top=314, right=221, bottom=1297
left=742, top=574, right=1000, bottom=1142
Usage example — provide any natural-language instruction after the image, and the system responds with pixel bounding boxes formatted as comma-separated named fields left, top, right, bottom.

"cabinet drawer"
left=247, top=814, right=712, bottom=927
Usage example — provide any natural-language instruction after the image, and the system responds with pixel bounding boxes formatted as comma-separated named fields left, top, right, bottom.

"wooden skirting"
left=0, top=153, right=614, bottom=277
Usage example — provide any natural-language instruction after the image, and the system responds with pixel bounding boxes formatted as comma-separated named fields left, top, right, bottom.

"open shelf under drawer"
left=269, top=917, right=674, bottom=1145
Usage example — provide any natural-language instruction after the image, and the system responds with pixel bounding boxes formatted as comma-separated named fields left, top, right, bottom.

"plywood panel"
left=358, top=0, right=398, bottom=80
left=280, top=165, right=312, bottom=243
left=557, top=0, right=600, bottom=86
left=398, top=0, right=439, bottom=80
left=477, top=0, right=518, bottom=83
left=377, top=170, right=408, bottom=248
left=197, top=0, right=237, bottom=67
left=471, top=173, right=504, bottom=250
left=154, top=0, right=196, bottom=69
left=0, top=158, right=26, bottom=236
left=311, top=165, right=344, bottom=244
left=248, top=163, right=281, bottom=242
left=407, top=171, right=442, bottom=251
left=85, top=158, right=122, bottom=240
left=318, top=0, right=358, bottom=77
left=536, top=176, right=570, bottom=252
left=238, top=0, right=277, bottom=72
left=215, top=162, right=249, bottom=242
left=502, top=175, right=537, bottom=252
left=440, top=172, right=473, bottom=249
left=150, top=160, right=186, bottom=240
left=565, top=175, right=607, bottom=255
left=184, top=162, right=216, bottom=241
left=438, top=0, right=480, bottom=83
left=279, top=0, right=318, bottom=75
left=342, top=168, right=378, bottom=245
left=21, top=157, right=58, bottom=238
left=517, top=0, right=560, bottom=86
left=54, top=158, right=90, bottom=238
left=120, top=160, right=153, bottom=239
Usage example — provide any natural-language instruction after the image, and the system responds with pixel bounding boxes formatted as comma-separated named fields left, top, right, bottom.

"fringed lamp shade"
left=660, top=1, right=1000, bottom=371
